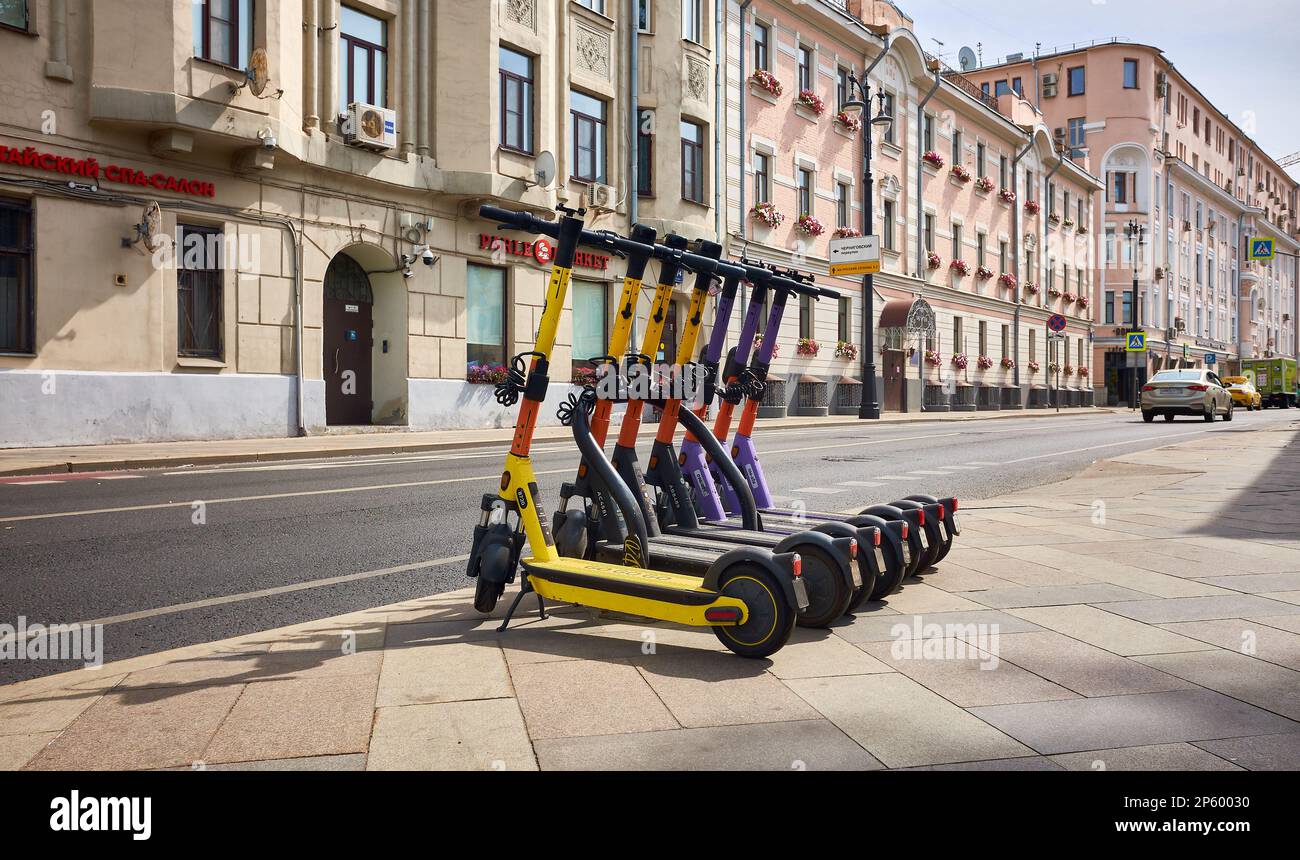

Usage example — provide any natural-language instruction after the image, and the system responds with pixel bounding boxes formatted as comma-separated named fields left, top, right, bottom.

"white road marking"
left=761, top=431, right=966, bottom=456
left=964, top=461, right=1001, bottom=466
left=941, top=465, right=982, bottom=470
left=838, top=481, right=885, bottom=488
left=908, top=470, right=953, bottom=476
left=0, top=469, right=572, bottom=524
left=0, top=554, right=472, bottom=640
left=1004, top=429, right=1213, bottom=464
left=791, top=487, right=847, bottom=495
left=872, top=476, right=913, bottom=481
left=163, top=444, right=577, bottom=476
left=96, top=475, right=143, bottom=480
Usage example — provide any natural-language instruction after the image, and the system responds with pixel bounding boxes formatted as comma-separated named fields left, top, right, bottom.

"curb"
left=0, top=408, right=1117, bottom=477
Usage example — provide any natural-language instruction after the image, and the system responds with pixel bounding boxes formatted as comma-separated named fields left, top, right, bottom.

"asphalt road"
left=3, top=407, right=1298, bottom=682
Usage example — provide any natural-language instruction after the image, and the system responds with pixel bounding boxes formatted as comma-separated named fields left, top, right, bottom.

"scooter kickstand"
left=497, top=575, right=546, bottom=632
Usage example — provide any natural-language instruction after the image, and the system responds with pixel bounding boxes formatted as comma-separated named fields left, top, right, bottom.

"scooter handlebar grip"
left=477, top=205, right=556, bottom=238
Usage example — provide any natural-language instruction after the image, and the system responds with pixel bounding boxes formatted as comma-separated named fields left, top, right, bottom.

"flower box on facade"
left=997, top=273, right=1017, bottom=290
left=1000, top=356, right=1016, bottom=370
left=951, top=352, right=969, bottom=370
left=922, top=150, right=945, bottom=169
left=832, top=226, right=861, bottom=239
left=926, top=251, right=942, bottom=270
left=949, top=165, right=973, bottom=185
left=796, top=337, right=820, bottom=357
left=795, top=89, right=825, bottom=116
left=949, top=259, right=971, bottom=277
left=795, top=214, right=825, bottom=237
left=834, top=340, right=858, bottom=360
left=834, top=111, right=861, bottom=134
left=975, top=265, right=995, bottom=281
left=924, top=349, right=943, bottom=367
left=750, top=202, right=784, bottom=230
left=976, top=354, right=994, bottom=370
left=749, top=69, right=783, bottom=98
left=1024, top=282, right=1040, bottom=295
left=974, top=176, right=995, bottom=193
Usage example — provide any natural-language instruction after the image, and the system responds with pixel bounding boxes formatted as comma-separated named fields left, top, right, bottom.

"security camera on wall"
left=421, top=247, right=438, bottom=267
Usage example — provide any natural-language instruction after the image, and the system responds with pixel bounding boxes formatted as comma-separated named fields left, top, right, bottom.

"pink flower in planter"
left=1024, top=282, right=1041, bottom=295
left=834, top=340, right=858, bottom=360
left=795, top=214, right=825, bottom=237
left=832, top=225, right=862, bottom=239
left=1078, top=366, right=1090, bottom=377
left=922, top=150, right=945, bottom=169
left=999, top=188, right=1017, bottom=204
left=467, top=363, right=509, bottom=385
left=1063, top=291, right=1078, bottom=304
left=997, top=273, right=1017, bottom=289
left=835, top=110, right=862, bottom=132
left=1000, top=356, right=1016, bottom=370
left=1028, top=359, right=1041, bottom=373
left=753, top=333, right=780, bottom=358
left=976, top=354, right=994, bottom=370
left=749, top=69, right=783, bottom=97
left=949, top=259, right=971, bottom=277
left=796, top=337, right=820, bottom=356
left=974, top=176, right=995, bottom=193
left=749, top=202, right=784, bottom=229
left=951, top=352, right=969, bottom=370
left=796, top=89, right=826, bottom=115
left=1078, top=295, right=1091, bottom=308
left=1024, top=199, right=1041, bottom=215
left=950, top=165, right=972, bottom=182
left=927, top=251, right=942, bottom=270
left=924, top=349, right=943, bottom=366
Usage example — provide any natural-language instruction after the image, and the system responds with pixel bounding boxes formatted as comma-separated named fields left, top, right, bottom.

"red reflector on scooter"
left=873, top=528, right=881, bottom=546
left=848, top=539, right=858, bottom=558
left=950, top=497, right=960, bottom=512
left=916, top=510, right=925, bottom=526
left=936, top=505, right=946, bottom=520
left=901, top=523, right=909, bottom=539
left=792, top=554, right=802, bottom=577
left=705, top=606, right=743, bottom=623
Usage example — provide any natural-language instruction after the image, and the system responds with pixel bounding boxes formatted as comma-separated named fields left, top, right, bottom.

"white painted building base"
left=1, top=371, right=606, bottom=448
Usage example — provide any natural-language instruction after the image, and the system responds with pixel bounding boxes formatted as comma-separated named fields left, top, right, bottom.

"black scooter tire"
left=904, top=494, right=955, bottom=565
left=712, top=563, right=796, bottom=659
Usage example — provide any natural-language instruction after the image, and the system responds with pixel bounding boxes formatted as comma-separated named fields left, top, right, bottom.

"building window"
left=1123, top=58, right=1139, bottom=89
left=570, top=91, right=607, bottom=183
left=924, top=214, right=935, bottom=253
left=499, top=47, right=534, bottom=154
left=1029, top=329, right=1036, bottom=362
left=753, top=152, right=770, bottom=202
left=193, top=0, right=254, bottom=68
left=1011, top=77, right=1023, bottom=96
left=976, top=142, right=986, bottom=178
left=340, top=6, right=387, bottom=114
left=950, top=222, right=962, bottom=261
left=836, top=67, right=850, bottom=109
left=1122, top=292, right=1133, bottom=325
left=882, top=200, right=895, bottom=249
left=953, top=317, right=963, bottom=354
left=1067, top=117, right=1086, bottom=151
left=637, top=110, right=653, bottom=196
left=880, top=92, right=895, bottom=144
left=681, top=120, right=705, bottom=203
left=572, top=280, right=608, bottom=366
left=753, top=22, right=769, bottom=71
left=637, top=0, right=652, bottom=30
left=978, top=320, right=988, bottom=357
left=0, top=0, right=29, bottom=31
left=923, top=114, right=934, bottom=152
left=1067, top=65, right=1085, bottom=96
left=797, top=167, right=813, bottom=216
left=467, top=264, right=507, bottom=374
left=1001, top=324, right=1010, bottom=358
left=799, top=294, right=813, bottom=339
left=838, top=296, right=851, bottom=342
left=999, top=155, right=1008, bottom=188
left=950, top=130, right=962, bottom=168
left=976, top=233, right=986, bottom=267
left=176, top=225, right=224, bottom=359
left=797, top=45, right=812, bottom=92
left=994, top=80, right=1010, bottom=97
left=0, top=198, right=34, bottom=354
left=576, top=0, right=606, bottom=13
left=682, top=0, right=703, bottom=43
left=835, top=181, right=850, bottom=227
left=999, top=240, right=1007, bottom=273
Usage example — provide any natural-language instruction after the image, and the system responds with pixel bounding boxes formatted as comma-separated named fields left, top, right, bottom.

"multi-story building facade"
left=0, top=0, right=718, bottom=446
left=970, top=40, right=1300, bottom=405
left=722, top=0, right=1102, bottom=413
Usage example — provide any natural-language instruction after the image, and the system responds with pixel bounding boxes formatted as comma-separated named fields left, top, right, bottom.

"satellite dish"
left=128, top=201, right=164, bottom=255
left=246, top=47, right=270, bottom=97
left=958, top=46, right=978, bottom=72
left=532, top=151, right=556, bottom=189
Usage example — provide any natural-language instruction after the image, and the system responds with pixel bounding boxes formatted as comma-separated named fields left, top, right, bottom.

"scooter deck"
left=590, top=537, right=731, bottom=574
left=521, top=555, right=749, bottom=626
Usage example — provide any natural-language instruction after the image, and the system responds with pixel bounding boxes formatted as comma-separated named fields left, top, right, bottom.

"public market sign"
left=479, top=234, right=609, bottom=271
left=0, top=145, right=217, bottom=198
left=828, top=235, right=881, bottom=276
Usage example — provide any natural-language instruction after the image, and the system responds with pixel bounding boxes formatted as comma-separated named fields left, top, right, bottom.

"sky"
left=890, top=0, right=1300, bottom=177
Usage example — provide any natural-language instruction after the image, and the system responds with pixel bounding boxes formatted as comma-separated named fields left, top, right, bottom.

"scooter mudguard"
left=678, top=436, right=727, bottom=522
left=728, top=433, right=774, bottom=510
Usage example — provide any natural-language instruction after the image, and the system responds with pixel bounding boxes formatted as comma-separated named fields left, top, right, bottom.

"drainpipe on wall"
left=1236, top=210, right=1247, bottom=362
left=629, top=0, right=638, bottom=229
left=304, top=0, right=319, bottom=129
left=913, top=68, right=941, bottom=279
left=713, top=0, right=722, bottom=240
left=1009, top=136, right=1036, bottom=389
left=1039, top=151, right=1067, bottom=379
left=417, top=0, right=430, bottom=156
left=737, top=0, right=753, bottom=243
left=400, top=0, right=414, bottom=152
left=320, top=0, right=337, bottom=132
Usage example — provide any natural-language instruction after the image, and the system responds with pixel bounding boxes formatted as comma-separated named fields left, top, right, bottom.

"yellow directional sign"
left=1248, top=237, right=1276, bottom=261
left=828, top=235, right=881, bottom=276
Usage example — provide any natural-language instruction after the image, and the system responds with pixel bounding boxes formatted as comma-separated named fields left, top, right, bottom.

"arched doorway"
left=323, top=253, right=374, bottom=425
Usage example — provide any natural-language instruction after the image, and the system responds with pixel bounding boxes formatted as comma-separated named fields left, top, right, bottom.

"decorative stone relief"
left=575, top=26, right=610, bottom=78
left=505, top=0, right=535, bottom=30
left=685, top=56, right=709, bottom=103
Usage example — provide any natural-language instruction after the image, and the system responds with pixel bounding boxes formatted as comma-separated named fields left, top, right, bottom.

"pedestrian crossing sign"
left=1249, top=238, right=1275, bottom=261
left=1125, top=331, right=1146, bottom=351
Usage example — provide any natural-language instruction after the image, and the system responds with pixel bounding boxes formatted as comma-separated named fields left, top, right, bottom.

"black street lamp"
left=842, top=72, right=893, bottom=419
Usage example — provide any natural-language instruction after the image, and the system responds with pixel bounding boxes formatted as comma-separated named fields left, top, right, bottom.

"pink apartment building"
left=969, top=40, right=1300, bottom=405
left=722, top=0, right=1103, bottom=413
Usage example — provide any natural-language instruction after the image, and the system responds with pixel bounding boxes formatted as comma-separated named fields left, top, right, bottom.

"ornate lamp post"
left=841, top=72, right=893, bottom=419
left=1125, top=218, right=1146, bottom=407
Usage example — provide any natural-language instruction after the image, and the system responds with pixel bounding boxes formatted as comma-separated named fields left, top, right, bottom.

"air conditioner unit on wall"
left=342, top=102, right=397, bottom=151
left=586, top=182, right=618, bottom=212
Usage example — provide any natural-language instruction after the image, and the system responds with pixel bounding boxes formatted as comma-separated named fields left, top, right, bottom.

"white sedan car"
left=1141, top=369, right=1233, bottom=423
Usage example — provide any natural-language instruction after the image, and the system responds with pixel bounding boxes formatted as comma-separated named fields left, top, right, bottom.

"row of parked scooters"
left=466, top=204, right=960, bottom=658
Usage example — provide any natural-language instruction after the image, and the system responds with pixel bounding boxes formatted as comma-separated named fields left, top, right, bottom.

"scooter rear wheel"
left=792, top=545, right=854, bottom=628
left=472, top=543, right=511, bottom=614
left=712, top=563, right=796, bottom=659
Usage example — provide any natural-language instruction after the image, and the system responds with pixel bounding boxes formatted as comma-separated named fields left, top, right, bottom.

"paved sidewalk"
left=0, top=406, right=1110, bottom=476
left=4, top=422, right=1299, bottom=771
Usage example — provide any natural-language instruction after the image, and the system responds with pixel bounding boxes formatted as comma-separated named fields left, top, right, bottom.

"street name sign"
left=1047, top=314, right=1067, bottom=332
left=1126, top=331, right=1146, bottom=351
left=828, top=235, right=882, bottom=276
left=1248, top=237, right=1276, bottom=261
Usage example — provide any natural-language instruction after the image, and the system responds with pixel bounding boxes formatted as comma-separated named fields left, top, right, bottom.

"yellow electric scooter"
left=466, top=205, right=806, bottom=658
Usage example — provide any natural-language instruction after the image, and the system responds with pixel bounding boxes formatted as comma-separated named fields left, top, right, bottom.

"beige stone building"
left=0, top=0, right=719, bottom=446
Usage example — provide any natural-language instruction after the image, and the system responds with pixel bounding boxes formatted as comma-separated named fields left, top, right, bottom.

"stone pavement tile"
left=877, top=582, right=988, bottom=614
left=1102, top=594, right=1300, bottom=624
left=0, top=674, right=126, bottom=736
left=1049, top=742, right=1243, bottom=771
left=1133, top=649, right=1300, bottom=721
left=632, top=653, right=821, bottom=728
left=1184, top=537, right=1300, bottom=566
left=203, top=674, right=379, bottom=764
left=377, top=638, right=511, bottom=707
left=918, top=562, right=1016, bottom=592
left=1008, top=605, right=1217, bottom=657
left=1247, top=614, right=1300, bottom=635
left=180, top=754, right=367, bottom=771
left=861, top=638, right=1079, bottom=708
left=831, top=609, right=1044, bottom=644
left=266, top=621, right=387, bottom=653
left=988, top=631, right=1194, bottom=697
left=898, top=756, right=1065, bottom=771
left=120, top=649, right=383, bottom=692
left=994, top=548, right=1233, bottom=598
left=25, top=684, right=244, bottom=770
left=0, top=732, right=57, bottom=770
left=763, top=627, right=894, bottom=680
left=1195, top=572, right=1300, bottom=594
left=510, top=660, right=678, bottom=740
left=960, top=583, right=1155, bottom=610
left=535, top=719, right=883, bottom=771
left=1159, top=619, right=1300, bottom=671
left=1193, top=732, right=1300, bottom=771
left=1263, top=591, right=1300, bottom=606
left=786, top=673, right=1033, bottom=768
left=499, top=620, right=726, bottom=667
left=368, top=699, right=537, bottom=771
left=968, top=689, right=1300, bottom=755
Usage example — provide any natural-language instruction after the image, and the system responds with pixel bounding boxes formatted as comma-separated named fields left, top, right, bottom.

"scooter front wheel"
left=712, top=564, right=795, bottom=659
left=472, top=543, right=511, bottom=614
left=792, top=545, right=853, bottom=628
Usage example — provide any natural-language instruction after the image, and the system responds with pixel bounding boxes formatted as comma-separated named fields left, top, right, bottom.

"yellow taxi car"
left=1222, top=376, right=1262, bottom=411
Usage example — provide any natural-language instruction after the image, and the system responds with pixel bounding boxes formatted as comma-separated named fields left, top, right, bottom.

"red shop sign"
left=0, top=145, right=217, bottom=198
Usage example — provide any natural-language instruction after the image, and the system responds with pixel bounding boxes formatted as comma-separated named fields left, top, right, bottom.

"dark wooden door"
left=883, top=348, right=906, bottom=412
left=323, top=255, right=374, bottom=425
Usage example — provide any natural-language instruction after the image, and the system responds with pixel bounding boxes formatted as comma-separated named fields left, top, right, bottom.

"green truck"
left=1241, top=358, right=1299, bottom=408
